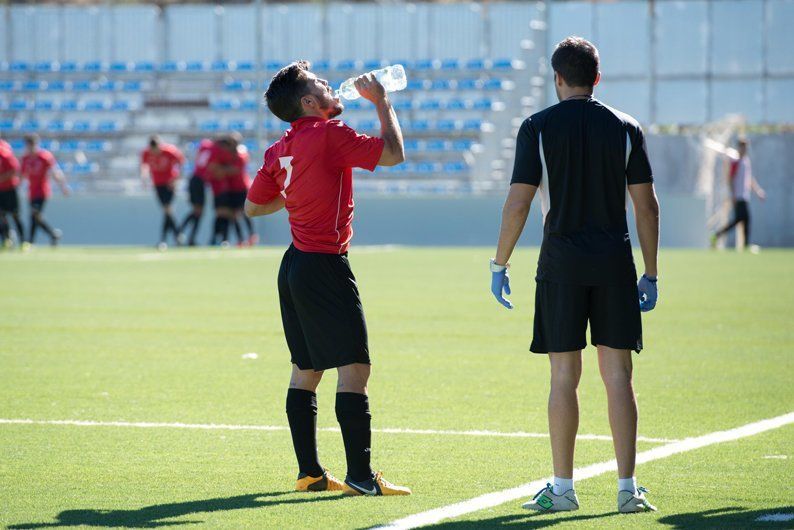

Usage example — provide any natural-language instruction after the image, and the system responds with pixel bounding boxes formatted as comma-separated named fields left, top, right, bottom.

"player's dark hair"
left=149, top=135, right=160, bottom=149
left=265, top=60, right=313, bottom=123
left=551, top=36, right=600, bottom=88
left=24, top=133, right=39, bottom=146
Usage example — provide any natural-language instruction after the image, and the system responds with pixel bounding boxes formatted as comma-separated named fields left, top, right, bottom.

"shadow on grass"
left=8, top=491, right=345, bottom=528
left=658, top=506, right=794, bottom=528
left=419, top=511, right=619, bottom=529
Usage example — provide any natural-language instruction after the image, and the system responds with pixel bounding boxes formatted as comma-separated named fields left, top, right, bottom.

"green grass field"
left=1, top=246, right=792, bottom=529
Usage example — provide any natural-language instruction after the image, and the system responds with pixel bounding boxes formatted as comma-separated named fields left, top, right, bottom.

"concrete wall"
left=18, top=192, right=705, bottom=248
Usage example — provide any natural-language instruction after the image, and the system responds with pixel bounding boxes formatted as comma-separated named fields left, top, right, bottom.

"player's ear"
left=554, top=72, right=563, bottom=88
left=593, top=71, right=601, bottom=88
left=301, top=94, right=317, bottom=112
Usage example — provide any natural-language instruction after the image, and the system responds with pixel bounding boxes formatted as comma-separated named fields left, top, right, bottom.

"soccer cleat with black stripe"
left=295, top=469, right=347, bottom=492
left=344, top=471, right=412, bottom=496
left=522, top=483, right=579, bottom=512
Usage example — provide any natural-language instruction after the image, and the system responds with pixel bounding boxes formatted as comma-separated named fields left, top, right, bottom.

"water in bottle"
left=336, top=64, right=407, bottom=100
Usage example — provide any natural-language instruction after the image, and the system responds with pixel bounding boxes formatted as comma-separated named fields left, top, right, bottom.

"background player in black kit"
left=490, top=37, right=661, bottom=514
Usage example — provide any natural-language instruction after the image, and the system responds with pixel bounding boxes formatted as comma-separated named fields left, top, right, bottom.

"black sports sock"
left=286, top=389, right=324, bottom=477
left=335, top=392, right=373, bottom=482
left=233, top=218, right=243, bottom=243
left=37, top=217, right=56, bottom=239
left=243, top=216, right=254, bottom=237
left=11, top=215, right=24, bottom=243
left=179, top=213, right=195, bottom=234
left=166, top=214, right=179, bottom=238
left=187, top=213, right=201, bottom=244
left=208, top=217, right=220, bottom=245
left=28, top=215, right=38, bottom=243
left=0, top=216, right=9, bottom=240
left=219, top=217, right=230, bottom=243
left=160, top=214, right=170, bottom=242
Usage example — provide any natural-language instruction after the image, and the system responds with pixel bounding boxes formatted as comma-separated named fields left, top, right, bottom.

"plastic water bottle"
left=336, top=64, right=407, bottom=100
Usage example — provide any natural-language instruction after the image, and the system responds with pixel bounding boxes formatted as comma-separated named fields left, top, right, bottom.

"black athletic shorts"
left=278, top=244, right=370, bottom=371
left=531, top=279, right=643, bottom=354
left=30, top=198, right=46, bottom=213
left=229, top=191, right=247, bottom=210
left=0, top=188, right=19, bottom=214
left=188, top=175, right=205, bottom=206
left=155, top=185, right=174, bottom=206
left=213, top=191, right=232, bottom=210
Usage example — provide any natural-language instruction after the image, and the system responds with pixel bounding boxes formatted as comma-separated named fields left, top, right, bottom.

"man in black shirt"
left=490, top=37, right=660, bottom=514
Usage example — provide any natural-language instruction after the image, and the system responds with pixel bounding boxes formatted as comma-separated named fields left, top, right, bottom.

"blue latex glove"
left=491, top=268, right=513, bottom=309
left=638, top=274, right=658, bottom=312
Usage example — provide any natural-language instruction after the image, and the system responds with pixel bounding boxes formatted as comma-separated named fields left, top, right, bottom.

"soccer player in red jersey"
left=205, top=137, right=237, bottom=245
left=179, top=138, right=214, bottom=246
left=140, top=135, right=185, bottom=249
left=20, top=134, right=69, bottom=245
left=224, top=133, right=257, bottom=247
left=0, top=141, right=24, bottom=248
left=245, top=61, right=410, bottom=496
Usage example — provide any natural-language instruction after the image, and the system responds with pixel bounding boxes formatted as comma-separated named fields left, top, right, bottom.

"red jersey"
left=206, top=144, right=233, bottom=196
left=194, top=139, right=214, bottom=182
left=141, top=144, right=184, bottom=186
left=22, top=149, right=57, bottom=200
left=248, top=117, right=384, bottom=254
left=227, top=146, right=251, bottom=192
left=0, top=148, right=20, bottom=192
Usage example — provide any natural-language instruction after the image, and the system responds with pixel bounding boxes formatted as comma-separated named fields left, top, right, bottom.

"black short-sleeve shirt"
left=511, top=97, right=653, bottom=285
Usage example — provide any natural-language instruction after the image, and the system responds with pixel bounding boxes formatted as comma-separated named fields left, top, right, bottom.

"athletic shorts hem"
left=291, top=358, right=372, bottom=373
left=530, top=341, right=588, bottom=355
left=591, top=340, right=643, bottom=354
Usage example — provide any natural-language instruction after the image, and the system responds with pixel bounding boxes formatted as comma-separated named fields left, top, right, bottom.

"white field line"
left=375, top=412, right=794, bottom=530
left=0, top=418, right=677, bottom=444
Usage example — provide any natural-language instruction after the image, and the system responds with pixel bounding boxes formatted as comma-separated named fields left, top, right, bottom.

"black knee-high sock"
left=208, top=216, right=220, bottom=245
left=233, top=218, right=243, bottom=243
left=335, top=392, right=373, bottom=482
left=161, top=214, right=171, bottom=242
left=0, top=216, right=9, bottom=240
left=286, top=389, right=324, bottom=477
left=187, top=213, right=201, bottom=244
left=243, top=216, right=254, bottom=237
left=11, top=214, right=24, bottom=242
left=220, top=217, right=230, bottom=242
left=166, top=214, right=179, bottom=238
left=179, top=213, right=196, bottom=233
left=37, top=216, right=55, bottom=239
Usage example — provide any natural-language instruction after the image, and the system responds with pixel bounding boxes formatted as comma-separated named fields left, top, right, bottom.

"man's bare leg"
left=596, top=346, right=637, bottom=482
left=548, top=351, right=582, bottom=482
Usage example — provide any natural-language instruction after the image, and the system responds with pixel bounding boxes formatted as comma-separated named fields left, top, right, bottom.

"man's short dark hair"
left=149, top=135, right=160, bottom=149
left=265, top=60, right=313, bottom=123
left=24, top=133, right=39, bottom=146
left=551, top=36, right=600, bottom=88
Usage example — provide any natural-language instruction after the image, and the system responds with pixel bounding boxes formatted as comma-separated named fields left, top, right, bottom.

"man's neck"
left=559, top=88, right=593, bottom=101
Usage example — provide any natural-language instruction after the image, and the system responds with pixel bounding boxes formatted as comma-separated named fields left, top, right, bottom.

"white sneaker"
left=522, top=483, right=579, bottom=512
left=618, top=486, right=657, bottom=513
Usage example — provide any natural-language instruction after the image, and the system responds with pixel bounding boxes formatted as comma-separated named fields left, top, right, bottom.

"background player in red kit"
left=205, top=136, right=237, bottom=246
left=140, top=135, right=185, bottom=249
left=224, top=133, right=257, bottom=247
left=20, top=134, right=69, bottom=246
left=0, top=139, right=23, bottom=248
left=245, top=61, right=409, bottom=496
left=179, top=138, right=214, bottom=246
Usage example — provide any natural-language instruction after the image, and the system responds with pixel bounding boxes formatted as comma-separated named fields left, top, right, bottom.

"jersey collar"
left=290, top=116, right=327, bottom=129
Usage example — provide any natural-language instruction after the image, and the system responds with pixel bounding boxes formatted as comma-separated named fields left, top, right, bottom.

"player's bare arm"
left=494, top=183, right=537, bottom=265
left=244, top=196, right=284, bottom=218
left=752, top=177, right=766, bottom=201
left=628, top=182, right=660, bottom=278
left=355, top=74, right=404, bottom=166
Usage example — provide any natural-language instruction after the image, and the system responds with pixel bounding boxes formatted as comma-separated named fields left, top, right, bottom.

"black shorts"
left=0, top=188, right=19, bottom=214
left=213, top=192, right=232, bottom=210
left=531, top=279, right=643, bottom=354
left=30, top=198, right=46, bottom=213
left=229, top=191, right=247, bottom=210
left=188, top=175, right=205, bottom=206
left=155, top=185, right=174, bottom=206
left=278, top=244, right=370, bottom=371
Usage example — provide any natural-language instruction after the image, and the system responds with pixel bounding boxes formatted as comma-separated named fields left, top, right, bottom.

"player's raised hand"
left=490, top=262, right=513, bottom=310
left=638, top=274, right=658, bottom=312
left=354, top=73, right=386, bottom=104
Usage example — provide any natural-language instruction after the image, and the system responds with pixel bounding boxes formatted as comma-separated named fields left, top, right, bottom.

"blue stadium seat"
left=483, top=78, right=504, bottom=90
left=463, top=119, right=482, bottom=131
left=403, top=139, right=420, bottom=152
left=426, top=140, right=446, bottom=151
left=10, top=61, right=30, bottom=72
left=96, top=121, right=119, bottom=132
left=134, top=62, right=156, bottom=72
left=336, top=60, right=359, bottom=71
left=159, top=61, right=181, bottom=72
left=456, top=79, right=479, bottom=90
left=446, top=98, right=467, bottom=110
left=224, top=80, right=252, bottom=91
left=410, top=120, right=430, bottom=132
left=236, top=61, right=255, bottom=72
left=436, top=120, right=457, bottom=132
left=59, top=140, right=80, bottom=152
left=443, top=161, right=467, bottom=173
left=110, top=62, right=131, bottom=72
left=414, top=59, right=436, bottom=70
left=10, top=100, right=30, bottom=111
left=492, top=58, right=514, bottom=70
left=186, top=61, right=208, bottom=72
left=22, top=120, right=41, bottom=131
left=47, top=81, right=67, bottom=92
left=452, top=139, right=473, bottom=151
left=431, top=79, right=452, bottom=90
left=0, top=81, right=16, bottom=91
left=111, top=100, right=131, bottom=111
left=34, top=100, right=55, bottom=111
left=0, top=120, right=14, bottom=132
left=82, top=61, right=104, bottom=72
left=73, top=121, right=91, bottom=132
left=228, top=120, right=253, bottom=131
left=466, top=58, right=486, bottom=70
left=200, top=120, right=222, bottom=132
left=473, top=98, right=493, bottom=110
left=84, top=100, right=106, bottom=111
left=419, top=100, right=442, bottom=110
left=415, top=161, right=438, bottom=173
left=211, top=61, right=230, bottom=72
left=406, top=79, right=426, bottom=91
left=86, top=140, right=109, bottom=152
left=60, top=100, right=78, bottom=111
left=364, top=59, right=384, bottom=70
left=60, top=62, right=78, bottom=72
left=441, top=59, right=460, bottom=70
left=23, top=81, right=44, bottom=91
left=357, top=120, right=377, bottom=131
left=47, top=120, right=66, bottom=132
left=240, top=100, right=258, bottom=111
left=265, top=61, right=284, bottom=71
left=72, top=81, right=94, bottom=92
left=122, top=81, right=142, bottom=92
left=313, top=60, right=331, bottom=71
left=211, top=99, right=236, bottom=110
left=35, top=61, right=56, bottom=72
left=392, top=100, right=412, bottom=111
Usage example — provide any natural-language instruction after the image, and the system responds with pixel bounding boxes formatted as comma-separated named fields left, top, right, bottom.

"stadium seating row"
left=4, top=139, right=110, bottom=152
left=210, top=97, right=500, bottom=112
left=0, top=80, right=146, bottom=92
left=0, top=58, right=523, bottom=74
left=198, top=119, right=485, bottom=133
left=0, top=99, right=140, bottom=112
left=374, top=161, right=469, bottom=173
left=222, top=78, right=509, bottom=92
left=0, top=120, right=121, bottom=132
